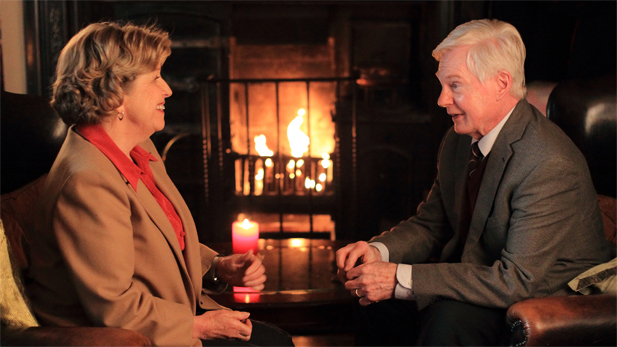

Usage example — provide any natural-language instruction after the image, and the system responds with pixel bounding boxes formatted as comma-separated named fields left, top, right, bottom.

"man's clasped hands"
left=336, top=241, right=398, bottom=306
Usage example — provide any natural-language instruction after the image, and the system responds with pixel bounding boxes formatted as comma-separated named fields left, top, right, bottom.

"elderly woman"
left=25, top=22, right=293, bottom=346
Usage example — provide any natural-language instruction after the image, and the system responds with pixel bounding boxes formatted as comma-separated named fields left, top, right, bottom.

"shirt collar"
left=76, top=124, right=157, bottom=191
left=473, top=105, right=516, bottom=156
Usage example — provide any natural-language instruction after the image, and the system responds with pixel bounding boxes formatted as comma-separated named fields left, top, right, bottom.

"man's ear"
left=495, top=70, right=513, bottom=100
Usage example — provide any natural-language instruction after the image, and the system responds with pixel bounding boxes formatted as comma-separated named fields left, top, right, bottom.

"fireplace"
left=200, top=76, right=357, bottom=239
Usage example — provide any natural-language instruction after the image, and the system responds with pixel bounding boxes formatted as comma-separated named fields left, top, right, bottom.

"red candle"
left=232, top=219, right=259, bottom=254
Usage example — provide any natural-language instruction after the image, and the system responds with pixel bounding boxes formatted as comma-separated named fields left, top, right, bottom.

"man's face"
left=436, top=46, right=500, bottom=140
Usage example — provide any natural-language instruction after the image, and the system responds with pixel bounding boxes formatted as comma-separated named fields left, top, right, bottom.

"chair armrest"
left=1, top=326, right=151, bottom=346
left=506, top=294, right=617, bottom=346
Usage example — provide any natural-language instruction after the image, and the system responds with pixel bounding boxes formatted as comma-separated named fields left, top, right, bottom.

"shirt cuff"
left=369, top=242, right=389, bottom=262
left=394, top=264, right=415, bottom=300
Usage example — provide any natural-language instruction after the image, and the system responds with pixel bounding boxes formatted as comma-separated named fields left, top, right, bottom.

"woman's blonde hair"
left=432, top=19, right=527, bottom=100
left=51, top=22, right=171, bottom=125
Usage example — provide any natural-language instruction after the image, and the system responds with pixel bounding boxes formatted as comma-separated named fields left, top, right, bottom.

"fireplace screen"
left=230, top=80, right=335, bottom=196
left=201, top=77, right=356, bottom=238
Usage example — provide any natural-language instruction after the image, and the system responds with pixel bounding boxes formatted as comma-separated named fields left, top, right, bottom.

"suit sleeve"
left=412, top=154, right=601, bottom=309
left=51, top=169, right=198, bottom=346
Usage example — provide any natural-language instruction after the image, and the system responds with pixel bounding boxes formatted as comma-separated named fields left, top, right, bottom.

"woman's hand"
left=216, top=251, right=266, bottom=290
left=193, top=310, right=252, bottom=341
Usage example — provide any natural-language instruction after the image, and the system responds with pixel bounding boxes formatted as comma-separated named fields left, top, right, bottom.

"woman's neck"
left=98, top=118, right=140, bottom=159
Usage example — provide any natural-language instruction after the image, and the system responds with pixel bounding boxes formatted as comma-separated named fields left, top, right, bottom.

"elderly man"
left=336, top=19, right=610, bottom=345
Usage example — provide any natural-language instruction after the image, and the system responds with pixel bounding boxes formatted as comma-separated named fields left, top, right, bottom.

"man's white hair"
left=433, top=19, right=527, bottom=100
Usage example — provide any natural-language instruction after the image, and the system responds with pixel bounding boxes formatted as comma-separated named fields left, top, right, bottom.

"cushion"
left=0, top=175, right=47, bottom=269
left=568, top=257, right=617, bottom=295
left=0, top=219, right=38, bottom=327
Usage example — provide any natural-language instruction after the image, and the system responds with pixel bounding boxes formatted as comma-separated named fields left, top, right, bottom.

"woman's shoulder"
left=45, top=130, right=127, bottom=195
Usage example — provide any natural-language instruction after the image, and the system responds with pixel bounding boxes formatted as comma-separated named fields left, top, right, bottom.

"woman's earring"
left=118, top=110, right=125, bottom=121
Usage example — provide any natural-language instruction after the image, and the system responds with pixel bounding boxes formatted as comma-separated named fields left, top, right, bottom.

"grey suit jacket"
left=371, top=99, right=611, bottom=310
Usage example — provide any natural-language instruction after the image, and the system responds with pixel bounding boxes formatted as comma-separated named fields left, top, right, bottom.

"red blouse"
left=77, top=124, right=185, bottom=250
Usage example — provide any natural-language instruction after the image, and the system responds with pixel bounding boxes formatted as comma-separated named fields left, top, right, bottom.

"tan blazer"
left=27, top=127, right=224, bottom=346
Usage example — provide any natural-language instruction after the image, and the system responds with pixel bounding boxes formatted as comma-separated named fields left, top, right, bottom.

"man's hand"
left=193, top=310, right=252, bottom=340
left=335, top=241, right=382, bottom=284
left=344, top=261, right=398, bottom=306
left=336, top=241, right=396, bottom=305
left=216, top=251, right=266, bottom=290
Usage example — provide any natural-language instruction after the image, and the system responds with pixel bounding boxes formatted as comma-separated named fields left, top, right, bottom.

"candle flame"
left=254, top=135, right=274, bottom=157
left=316, top=183, right=323, bottom=192
left=241, top=219, right=251, bottom=229
left=287, top=110, right=310, bottom=158
left=265, top=158, right=273, bottom=167
left=321, top=153, right=331, bottom=169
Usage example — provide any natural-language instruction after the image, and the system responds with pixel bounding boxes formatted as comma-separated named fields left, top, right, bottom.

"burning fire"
left=254, top=135, right=274, bottom=157
left=287, top=109, right=310, bottom=158
left=246, top=109, right=331, bottom=194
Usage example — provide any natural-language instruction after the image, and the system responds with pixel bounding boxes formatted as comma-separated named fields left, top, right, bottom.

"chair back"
left=1, top=91, right=68, bottom=195
left=546, top=75, right=616, bottom=199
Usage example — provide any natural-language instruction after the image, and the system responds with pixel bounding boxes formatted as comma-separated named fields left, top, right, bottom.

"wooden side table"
left=209, top=239, right=355, bottom=334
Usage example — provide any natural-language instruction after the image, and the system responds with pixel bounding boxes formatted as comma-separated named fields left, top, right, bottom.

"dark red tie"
left=454, top=142, right=486, bottom=261
left=467, top=142, right=485, bottom=212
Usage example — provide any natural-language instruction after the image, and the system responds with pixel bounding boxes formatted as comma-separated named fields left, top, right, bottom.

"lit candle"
left=232, top=219, right=259, bottom=254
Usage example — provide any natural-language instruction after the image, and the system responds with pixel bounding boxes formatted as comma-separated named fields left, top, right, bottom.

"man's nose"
left=437, top=89, right=451, bottom=108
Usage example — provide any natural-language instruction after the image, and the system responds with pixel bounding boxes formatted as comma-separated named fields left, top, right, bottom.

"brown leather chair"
left=505, top=76, right=617, bottom=346
left=1, top=91, right=151, bottom=346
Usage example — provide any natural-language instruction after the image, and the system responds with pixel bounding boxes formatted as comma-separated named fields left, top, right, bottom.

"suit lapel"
left=147, top=152, right=202, bottom=304
left=462, top=100, right=530, bottom=257
left=131, top=180, right=187, bottom=263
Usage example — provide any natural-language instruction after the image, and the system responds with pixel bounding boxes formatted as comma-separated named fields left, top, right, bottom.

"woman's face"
left=121, top=67, right=172, bottom=141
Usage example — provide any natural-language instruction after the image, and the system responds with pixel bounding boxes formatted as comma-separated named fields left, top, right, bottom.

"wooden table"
left=209, top=239, right=355, bottom=334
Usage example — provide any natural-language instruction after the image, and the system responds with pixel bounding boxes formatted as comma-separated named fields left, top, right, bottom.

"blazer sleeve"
left=199, top=243, right=228, bottom=294
left=51, top=168, right=198, bottom=346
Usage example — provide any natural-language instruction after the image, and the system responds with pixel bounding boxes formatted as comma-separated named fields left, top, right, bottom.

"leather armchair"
left=506, top=76, right=617, bottom=346
left=0, top=91, right=151, bottom=346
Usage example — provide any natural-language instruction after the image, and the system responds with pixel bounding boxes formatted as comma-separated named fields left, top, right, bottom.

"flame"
left=319, top=173, right=326, bottom=182
left=321, top=153, right=331, bottom=169
left=287, top=109, right=310, bottom=158
left=316, top=183, right=323, bottom=192
left=290, top=238, right=305, bottom=247
left=241, top=219, right=251, bottom=229
left=255, top=168, right=264, bottom=181
left=254, top=135, right=274, bottom=157
left=265, top=158, right=273, bottom=167
left=305, top=177, right=316, bottom=189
